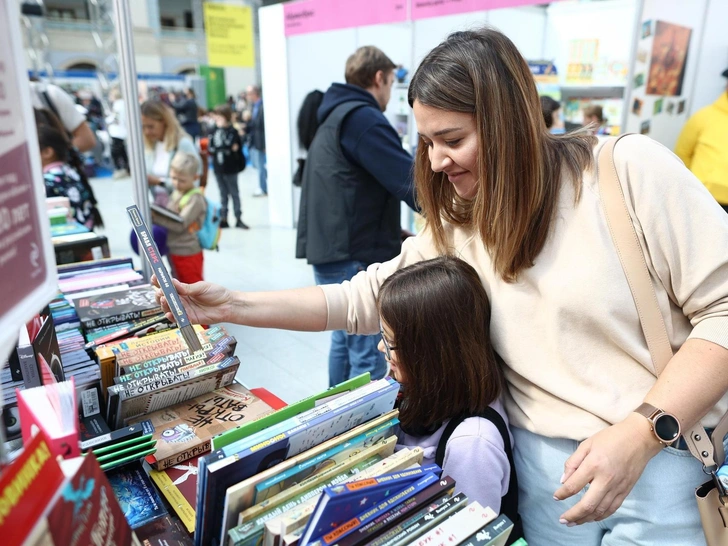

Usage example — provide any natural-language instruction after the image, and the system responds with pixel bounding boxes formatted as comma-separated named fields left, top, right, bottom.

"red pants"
left=169, top=252, right=204, bottom=284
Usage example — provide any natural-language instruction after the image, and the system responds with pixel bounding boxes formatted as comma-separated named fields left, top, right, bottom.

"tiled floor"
left=90, top=166, right=330, bottom=404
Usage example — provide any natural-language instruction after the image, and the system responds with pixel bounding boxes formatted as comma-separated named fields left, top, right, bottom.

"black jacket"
left=247, top=101, right=266, bottom=151
left=209, top=125, right=242, bottom=174
left=296, top=84, right=416, bottom=266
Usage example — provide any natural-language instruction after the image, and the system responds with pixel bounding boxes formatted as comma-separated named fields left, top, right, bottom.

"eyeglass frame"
left=379, top=323, right=397, bottom=361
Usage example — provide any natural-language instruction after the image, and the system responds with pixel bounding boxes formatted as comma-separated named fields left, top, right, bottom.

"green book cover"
left=212, top=373, right=371, bottom=450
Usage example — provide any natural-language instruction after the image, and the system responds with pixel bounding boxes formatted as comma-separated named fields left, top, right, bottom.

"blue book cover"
left=107, top=461, right=168, bottom=529
left=300, top=465, right=441, bottom=546
left=194, top=380, right=400, bottom=546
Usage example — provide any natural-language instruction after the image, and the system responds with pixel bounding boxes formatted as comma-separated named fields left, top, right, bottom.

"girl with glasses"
left=376, top=256, right=522, bottom=542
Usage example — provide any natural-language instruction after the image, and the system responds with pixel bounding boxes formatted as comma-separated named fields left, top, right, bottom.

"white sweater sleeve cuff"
left=688, top=317, right=728, bottom=351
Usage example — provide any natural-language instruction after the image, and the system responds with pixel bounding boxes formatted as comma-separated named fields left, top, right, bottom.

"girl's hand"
left=152, top=276, right=234, bottom=326
left=147, top=175, right=162, bottom=186
left=553, top=413, right=663, bottom=525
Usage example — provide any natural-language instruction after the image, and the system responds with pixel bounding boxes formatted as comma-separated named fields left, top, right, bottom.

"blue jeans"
left=313, top=260, right=387, bottom=387
left=512, top=426, right=707, bottom=546
left=250, top=147, right=267, bottom=194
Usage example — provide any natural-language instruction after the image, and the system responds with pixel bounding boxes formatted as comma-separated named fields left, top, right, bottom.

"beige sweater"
left=321, top=135, right=728, bottom=440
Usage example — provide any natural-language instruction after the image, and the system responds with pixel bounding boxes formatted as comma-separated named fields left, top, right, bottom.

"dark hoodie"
left=317, top=83, right=416, bottom=210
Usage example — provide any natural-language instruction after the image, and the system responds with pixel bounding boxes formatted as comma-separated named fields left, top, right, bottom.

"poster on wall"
left=202, top=3, right=255, bottom=68
left=646, top=21, right=692, bottom=96
left=566, top=39, right=599, bottom=84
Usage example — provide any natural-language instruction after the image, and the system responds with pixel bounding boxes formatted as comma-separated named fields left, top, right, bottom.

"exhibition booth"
left=258, top=0, right=728, bottom=229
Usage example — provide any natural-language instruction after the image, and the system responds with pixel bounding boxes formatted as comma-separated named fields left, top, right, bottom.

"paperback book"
left=74, top=285, right=161, bottom=330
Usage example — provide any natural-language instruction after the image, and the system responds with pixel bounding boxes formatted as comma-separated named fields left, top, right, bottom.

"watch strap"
left=599, top=137, right=715, bottom=469
left=635, top=402, right=660, bottom=421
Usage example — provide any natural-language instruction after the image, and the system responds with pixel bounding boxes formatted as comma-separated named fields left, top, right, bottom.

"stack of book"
left=184, top=375, right=523, bottom=546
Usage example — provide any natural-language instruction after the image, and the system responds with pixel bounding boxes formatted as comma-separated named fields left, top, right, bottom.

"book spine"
left=370, top=493, right=468, bottom=546
left=326, top=464, right=442, bottom=498
left=154, top=438, right=212, bottom=471
left=16, top=345, right=41, bottom=388
left=458, top=514, right=513, bottom=546
left=333, top=476, right=456, bottom=546
left=406, top=502, right=496, bottom=546
left=316, top=473, right=440, bottom=546
left=82, top=310, right=145, bottom=330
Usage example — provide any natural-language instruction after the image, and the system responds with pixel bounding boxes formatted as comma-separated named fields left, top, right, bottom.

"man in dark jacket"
left=296, top=46, right=417, bottom=386
left=246, top=85, right=267, bottom=197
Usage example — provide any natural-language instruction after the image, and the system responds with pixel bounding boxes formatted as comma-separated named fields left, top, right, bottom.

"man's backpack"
left=179, top=189, right=222, bottom=251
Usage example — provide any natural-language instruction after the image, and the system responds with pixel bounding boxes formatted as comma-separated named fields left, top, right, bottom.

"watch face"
left=654, top=413, right=680, bottom=443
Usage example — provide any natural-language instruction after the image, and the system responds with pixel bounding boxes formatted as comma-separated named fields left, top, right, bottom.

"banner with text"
left=284, top=0, right=407, bottom=36
left=411, top=0, right=554, bottom=20
left=203, top=3, right=255, bottom=67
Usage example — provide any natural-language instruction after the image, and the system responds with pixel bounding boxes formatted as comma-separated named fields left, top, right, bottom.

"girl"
left=377, top=256, right=522, bottom=542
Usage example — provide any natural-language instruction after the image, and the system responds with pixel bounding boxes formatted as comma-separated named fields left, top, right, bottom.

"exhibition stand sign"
left=0, top=0, right=58, bottom=362
left=284, top=0, right=407, bottom=36
left=203, top=2, right=256, bottom=68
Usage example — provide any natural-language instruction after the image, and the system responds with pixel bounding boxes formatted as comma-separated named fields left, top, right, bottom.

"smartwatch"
left=634, top=403, right=681, bottom=447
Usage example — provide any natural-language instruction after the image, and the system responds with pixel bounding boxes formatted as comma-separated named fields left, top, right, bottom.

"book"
left=212, top=374, right=371, bottom=451
left=259, top=447, right=426, bottom=546
left=368, top=492, right=468, bottom=546
left=145, top=460, right=198, bottom=533
left=299, top=466, right=442, bottom=546
left=405, top=501, right=497, bottom=546
left=107, top=462, right=168, bottom=529
left=93, top=431, right=157, bottom=472
left=127, top=205, right=203, bottom=354
left=134, top=514, right=192, bottom=546
left=12, top=325, right=41, bottom=388
left=324, top=475, right=457, bottom=546
left=106, top=355, right=241, bottom=429
left=221, top=413, right=399, bottom=546
left=84, top=313, right=172, bottom=349
left=198, top=380, right=399, bottom=546
left=132, top=383, right=274, bottom=470
left=32, top=313, right=64, bottom=384
left=459, top=514, right=514, bottom=546
left=17, top=379, right=80, bottom=459
left=151, top=203, right=183, bottom=222
left=74, top=285, right=161, bottom=330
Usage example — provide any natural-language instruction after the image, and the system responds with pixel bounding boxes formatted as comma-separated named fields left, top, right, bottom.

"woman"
left=539, top=95, right=565, bottom=134
left=157, top=28, right=728, bottom=545
left=141, top=100, right=201, bottom=206
left=583, top=104, right=608, bottom=135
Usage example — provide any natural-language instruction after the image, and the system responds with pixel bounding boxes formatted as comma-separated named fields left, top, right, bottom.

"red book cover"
left=0, top=431, right=65, bottom=546
left=42, top=452, right=137, bottom=545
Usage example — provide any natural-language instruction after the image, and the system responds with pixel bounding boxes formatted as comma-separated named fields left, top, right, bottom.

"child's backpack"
left=179, top=189, right=222, bottom=251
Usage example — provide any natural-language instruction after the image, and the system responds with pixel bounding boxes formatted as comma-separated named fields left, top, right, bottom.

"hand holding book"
left=152, top=276, right=233, bottom=326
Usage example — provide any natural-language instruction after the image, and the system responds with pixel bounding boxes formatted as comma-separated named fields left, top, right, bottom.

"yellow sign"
left=203, top=3, right=255, bottom=68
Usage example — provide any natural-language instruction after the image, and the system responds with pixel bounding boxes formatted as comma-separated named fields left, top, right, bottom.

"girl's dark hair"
left=297, top=90, right=324, bottom=151
left=377, top=256, right=504, bottom=430
left=37, top=125, right=70, bottom=162
left=539, top=96, right=561, bottom=129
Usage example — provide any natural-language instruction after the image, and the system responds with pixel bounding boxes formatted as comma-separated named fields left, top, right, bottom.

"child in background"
left=377, top=256, right=523, bottom=543
left=38, top=124, right=95, bottom=229
left=209, top=104, right=247, bottom=229
left=151, top=152, right=207, bottom=284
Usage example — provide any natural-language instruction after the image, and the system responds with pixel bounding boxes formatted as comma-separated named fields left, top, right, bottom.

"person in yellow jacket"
left=675, top=68, right=728, bottom=211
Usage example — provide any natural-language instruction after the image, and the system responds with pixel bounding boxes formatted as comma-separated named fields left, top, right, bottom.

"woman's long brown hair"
left=409, top=28, right=595, bottom=282
left=377, top=257, right=503, bottom=430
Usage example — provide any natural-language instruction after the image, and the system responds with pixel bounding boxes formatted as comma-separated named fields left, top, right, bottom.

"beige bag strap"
left=598, top=135, right=716, bottom=470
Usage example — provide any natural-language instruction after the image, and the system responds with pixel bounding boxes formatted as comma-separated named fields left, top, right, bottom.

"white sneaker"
left=113, top=169, right=129, bottom=179
left=252, top=189, right=267, bottom=197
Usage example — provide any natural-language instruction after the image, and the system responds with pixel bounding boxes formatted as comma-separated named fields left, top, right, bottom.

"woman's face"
left=142, top=116, right=166, bottom=142
left=377, top=320, right=406, bottom=383
left=413, top=100, right=479, bottom=200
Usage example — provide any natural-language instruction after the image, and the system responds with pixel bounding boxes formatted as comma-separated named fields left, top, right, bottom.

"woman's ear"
left=39, top=146, right=55, bottom=162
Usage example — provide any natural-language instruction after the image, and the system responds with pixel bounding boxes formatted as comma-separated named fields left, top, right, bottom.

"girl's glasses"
left=379, top=326, right=397, bottom=361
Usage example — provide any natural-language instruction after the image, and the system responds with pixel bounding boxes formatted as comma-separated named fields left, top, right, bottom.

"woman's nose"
left=429, top=145, right=452, bottom=173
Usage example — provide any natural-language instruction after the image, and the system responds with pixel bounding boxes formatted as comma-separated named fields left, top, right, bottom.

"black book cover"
left=32, top=314, right=64, bottom=383
left=74, top=285, right=161, bottom=329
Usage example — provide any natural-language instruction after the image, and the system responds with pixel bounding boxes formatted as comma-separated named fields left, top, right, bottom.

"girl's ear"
left=40, top=146, right=55, bottom=162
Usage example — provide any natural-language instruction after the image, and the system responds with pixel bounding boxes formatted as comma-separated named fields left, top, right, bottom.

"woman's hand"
left=153, top=276, right=234, bottom=326
left=147, top=175, right=162, bottom=186
left=553, top=412, right=663, bottom=526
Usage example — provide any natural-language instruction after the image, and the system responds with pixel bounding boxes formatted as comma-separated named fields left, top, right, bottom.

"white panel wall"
left=624, top=0, right=708, bottom=150
left=689, top=0, right=728, bottom=116
left=224, top=67, right=258, bottom=98
left=259, top=4, right=294, bottom=227
left=488, top=6, right=547, bottom=61
left=413, top=11, right=489, bottom=67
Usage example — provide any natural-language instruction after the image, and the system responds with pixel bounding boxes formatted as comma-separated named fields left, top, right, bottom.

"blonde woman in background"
left=141, top=100, right=201, bottom=206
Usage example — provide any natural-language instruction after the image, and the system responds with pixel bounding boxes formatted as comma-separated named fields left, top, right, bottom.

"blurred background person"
left=30, top=79, right=96, bottom=152
left=172, top=87, right=202, bottom=141
left=293, top=89, right=325, bottom=188
left=582, top=104, right=608, bottom=135
left=540, top=95, right=565, bottom=134
left=107, top=87, right=129, bottom=179
left=209, top=104, right=248, bottom=229
left=675, top=68, right=728, bottom=212
left=141, top=100, right=200, bottom=207
left=245, top=85, right=267, bottom=197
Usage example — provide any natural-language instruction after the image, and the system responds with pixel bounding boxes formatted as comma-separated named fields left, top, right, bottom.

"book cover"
left=0, top=431, right=66, bottom=546
left=107, top=462, right=168, bottom=529
left=32, top=314, right=64, bottom=384
left=100, top=325, right=207, bottom=370
left=201, top=382, right=398, bottom=546
left=405, top=501, right=497, bottom=546
left=74, top=285, right=161, bottom=330
left=39, top=453, right=139, bottom=546
left=107, top=356, right=240, bottom=429
left=369, top=492, right=468, bottom=546
left=300, top=466, right=441, bottom=546
left=133, top=383, right=273, bottom=470
left=459, top=514, right=514, bottom=546
left=134, top=515, right=192, bottom=546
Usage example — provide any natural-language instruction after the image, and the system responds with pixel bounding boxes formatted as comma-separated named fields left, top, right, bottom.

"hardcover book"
left=132, top=383, right=273, bottom=470
left=107, top=462, right=168, bottom=529
left=459, top=514, right=514, bottom=546
left=405, top=501, right=497, bottom=546
left=74, top=285, right=161, bottom=330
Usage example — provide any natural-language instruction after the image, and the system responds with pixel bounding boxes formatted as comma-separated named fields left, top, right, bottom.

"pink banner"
left=284, top=0, right=407, bottom=36
left=411, top=0, right=547, bottom=20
